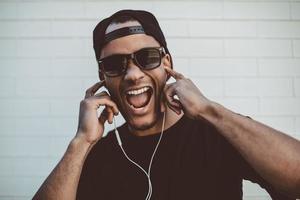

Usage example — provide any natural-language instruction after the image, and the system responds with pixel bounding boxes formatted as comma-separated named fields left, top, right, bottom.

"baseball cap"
left=93, top=9, right=173, bottom=67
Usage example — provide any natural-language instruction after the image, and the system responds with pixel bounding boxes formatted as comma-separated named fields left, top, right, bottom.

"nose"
left=124, top=59, right=145, bottom=83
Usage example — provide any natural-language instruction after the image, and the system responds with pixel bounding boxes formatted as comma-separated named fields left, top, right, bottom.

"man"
left=33, top=10, right=300, bottom=200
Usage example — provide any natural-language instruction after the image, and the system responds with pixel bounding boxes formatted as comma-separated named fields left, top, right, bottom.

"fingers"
left=82, top=87, right=119, bottom=124
left=98, top=107, right=108, bottom=125
left=94, top=94, right=119, bottom=114
left=164, top=83, right=182, bottom=115
left=164, top=66, right=184, bottom=80
left=85, top=80, right=105, bottom=98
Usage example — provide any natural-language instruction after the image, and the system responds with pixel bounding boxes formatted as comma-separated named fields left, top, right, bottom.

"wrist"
left=197, top=101, right=223, bottom=124
left=69, top=133, right=95, bottom=153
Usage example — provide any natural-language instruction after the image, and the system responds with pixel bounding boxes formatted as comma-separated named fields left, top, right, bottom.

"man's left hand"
left=163, top=67, right=212, bottom=119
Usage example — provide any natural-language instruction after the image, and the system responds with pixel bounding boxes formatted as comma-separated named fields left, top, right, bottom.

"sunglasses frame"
left=98, top=47, right=166, bottom=77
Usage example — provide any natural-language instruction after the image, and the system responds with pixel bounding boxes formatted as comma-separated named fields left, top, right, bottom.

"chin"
left=127, top=112, right=159, bottom=131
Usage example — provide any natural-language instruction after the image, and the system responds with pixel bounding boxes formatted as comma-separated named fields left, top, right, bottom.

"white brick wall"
left=0, top=1, right=299, bottom=200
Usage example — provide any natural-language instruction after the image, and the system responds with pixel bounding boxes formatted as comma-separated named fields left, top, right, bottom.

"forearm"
left=200, top=102, right=300, bottom=197
left=33, top=134, right=93, bottom=200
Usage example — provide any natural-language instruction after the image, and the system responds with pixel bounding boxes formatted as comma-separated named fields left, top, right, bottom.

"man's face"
left=100, top=22, right=171, bottom=131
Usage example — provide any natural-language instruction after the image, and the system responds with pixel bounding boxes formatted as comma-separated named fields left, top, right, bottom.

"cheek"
left=154, top=68, right=167, bottom=88
left=146, top=67, right=167, bottom=93
left=104, top=78, right=121, bottom=99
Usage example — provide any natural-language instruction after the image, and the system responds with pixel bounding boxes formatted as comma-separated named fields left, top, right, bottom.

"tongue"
left=127, top=92, right=149, bottom=108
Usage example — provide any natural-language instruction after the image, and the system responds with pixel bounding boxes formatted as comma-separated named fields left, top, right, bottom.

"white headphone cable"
left=113, top=112, right=166, bottom=200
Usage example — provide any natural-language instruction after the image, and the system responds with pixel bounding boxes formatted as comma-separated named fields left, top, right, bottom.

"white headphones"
left=113, top=112, right=166, bottom=200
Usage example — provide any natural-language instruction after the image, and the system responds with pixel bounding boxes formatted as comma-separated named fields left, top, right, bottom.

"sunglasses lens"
left=100, top=48, right=163, bottom=77
left=135, top=48, right=161, bottom=70
left=102, top=55, right=126, bottom=76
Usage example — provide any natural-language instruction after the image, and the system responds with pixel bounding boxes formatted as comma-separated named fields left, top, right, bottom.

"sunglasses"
left=98, top=47, right=165, bottom=77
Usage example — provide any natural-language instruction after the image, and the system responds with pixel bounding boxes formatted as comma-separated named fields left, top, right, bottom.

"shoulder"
left=179, top=115, right=222, bottom=140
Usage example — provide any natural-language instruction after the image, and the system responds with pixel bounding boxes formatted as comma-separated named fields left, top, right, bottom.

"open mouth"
left=125, top=86, right=153, bottom=109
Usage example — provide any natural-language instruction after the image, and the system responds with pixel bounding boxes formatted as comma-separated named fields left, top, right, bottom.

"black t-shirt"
left=77, top=115, right=294, bottom=200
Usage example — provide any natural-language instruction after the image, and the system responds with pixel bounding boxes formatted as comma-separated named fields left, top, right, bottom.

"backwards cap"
left=93, top=9, right=172, bottom=67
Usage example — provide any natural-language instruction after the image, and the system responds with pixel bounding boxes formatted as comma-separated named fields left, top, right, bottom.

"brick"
left=51, top=2, right=85, bottom=19
left=159, top=20, right=189, bottom=37
left=0, top=77, right=15, bottom=96
left=295, top=78, right=300, bottom=97
left=172, top=58, right=190, bottom=76
left=291, top=2, right=300, bottom=20
left=254, top=116, right=295, bottom=134
left=152, top=2, right=223, bottom=19
left=0, top=137, right=52, bottom=157
left=51, top=58, right=97, bottom=77
left=191, top=77, right=223, bottom=97
left=0, top=21, right=52, bottom=37
left=224, top=2, right=290, bottom=19
left=0, top=157, right=57, bottom=176
left=0, top=196, right=30, bottom=200
left=190, top=58, right=257, bottom=77
left=189, top=21, right=256, bottom=37
left=257, top=22, right=300, bottom=38
left=258, top=59, right=300, bottom=76
left=17, top=2, right=54, bottom=19
left=85, top=2, right=154, bottom=19
left=296, top=117, right=300, bottom=132
left=260, top=98, right=300, bottom=115
left=17, top=39, right=54, bottom=57
left=0, top=118, right=16, bottom=135
left=0, top=58, right=51, bottom=78
left=16, top=2, right=85, bottom=19
left=0, top=3, right=17, bottom=19
left=0, top=39, right=17, bottom=57
left=225, top=39, right=292, bottom=57
left=82, top=38, right=95, bottom=58
left=16, top=77, right=84, bottom=97
left=13, top=117, right=77, bottom=136
left=258, top=78, right=293, bottom=97
left=225, top=78, right=293, bottom=97
left=0, top=99, right=50, bottom=117
left=215, top=97, right=259, bottom=116
left=17, top=39, right=85, bottom=57
left=0, top=136, right=71, bottom=158
left=225, top=78, right=257, bottom=97
left=52, top=20, right=97, bottom=37
left=56, top=38, right=88, bottom=57
left=168, top=38, right=223, bottom=57
left=0, top=176, right=42, bottom=196
left=50, top=99, right=81, bottom=117
left=293, top=40, right=300, bottom=57
left=82, top=78, right=106, bottom=92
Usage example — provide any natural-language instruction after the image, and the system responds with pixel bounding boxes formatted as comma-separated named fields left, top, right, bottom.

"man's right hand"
left=75, top=81, right=119, bottom=145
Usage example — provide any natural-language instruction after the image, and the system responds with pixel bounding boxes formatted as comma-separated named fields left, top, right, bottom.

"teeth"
left=127, top=87, right=150, bottom=95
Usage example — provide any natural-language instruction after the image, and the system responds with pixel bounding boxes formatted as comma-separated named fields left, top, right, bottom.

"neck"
left=128, top=107, right=184, bottom=137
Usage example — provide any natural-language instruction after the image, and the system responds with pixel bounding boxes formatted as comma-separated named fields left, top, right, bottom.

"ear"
left=162, top=54, right=172, bottom=81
